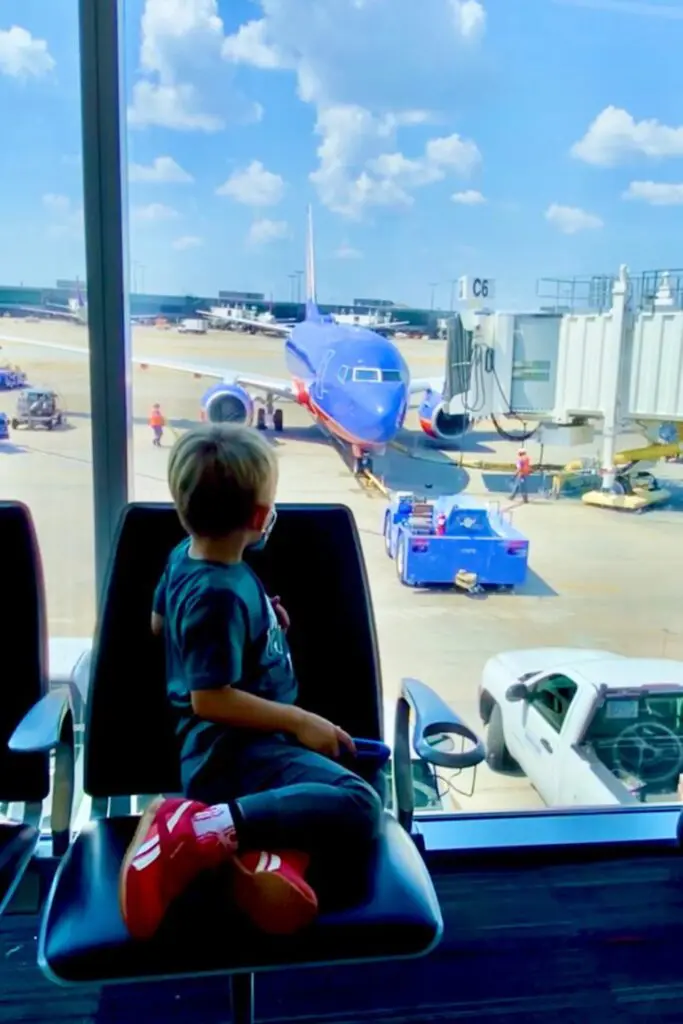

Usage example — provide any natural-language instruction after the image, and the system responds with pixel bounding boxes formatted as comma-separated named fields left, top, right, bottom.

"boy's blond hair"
left=168, top=423, right=277, bottom=538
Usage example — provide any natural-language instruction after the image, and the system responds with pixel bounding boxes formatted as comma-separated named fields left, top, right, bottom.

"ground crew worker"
left=510, top=446, right=531, bottom=503
left=149, top=403, right=165, bottom=447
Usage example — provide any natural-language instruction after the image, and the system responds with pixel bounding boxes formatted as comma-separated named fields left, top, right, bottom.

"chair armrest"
left=401, top=678, right=485, bottom=770
left=9, top=692, right=75, bottom=858
left=393, top=678, right=485, bottom=835
left=9, top=691, right=72, bottom=754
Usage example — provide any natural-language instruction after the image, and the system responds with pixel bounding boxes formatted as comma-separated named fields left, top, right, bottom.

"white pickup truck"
left=478, top=648, right=683, bottom=806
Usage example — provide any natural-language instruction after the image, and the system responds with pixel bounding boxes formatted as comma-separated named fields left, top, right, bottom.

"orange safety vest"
left=516, top=455, right=531, bottom=477
left=149, top=409, right=165, bottom=428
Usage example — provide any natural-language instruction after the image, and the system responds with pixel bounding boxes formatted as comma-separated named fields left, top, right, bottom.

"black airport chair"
left=0, top=502, right=75, bottom=912
left=27, top=503, right=484, bottom=1023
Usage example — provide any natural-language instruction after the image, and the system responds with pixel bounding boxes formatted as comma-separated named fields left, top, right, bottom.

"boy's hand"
left=270, top=595, right=290, bottom=631
left=294, top=710, right=356, bottom=759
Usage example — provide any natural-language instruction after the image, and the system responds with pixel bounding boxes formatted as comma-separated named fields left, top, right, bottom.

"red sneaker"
left=119, top=797, right=237, bottom=940
left=232, top=850, right=318, bottom=935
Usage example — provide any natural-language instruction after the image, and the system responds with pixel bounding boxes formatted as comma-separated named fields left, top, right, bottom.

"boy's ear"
left=250, top=505, right=269, bottom=531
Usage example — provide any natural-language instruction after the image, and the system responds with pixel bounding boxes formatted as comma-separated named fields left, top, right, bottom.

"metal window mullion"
left=78, top=0, right=132, bottom=612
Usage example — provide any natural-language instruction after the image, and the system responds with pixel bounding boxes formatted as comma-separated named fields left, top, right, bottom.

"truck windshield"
left=586, top=693, right=683, bottom=791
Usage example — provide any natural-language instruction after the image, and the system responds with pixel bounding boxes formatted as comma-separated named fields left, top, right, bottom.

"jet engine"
left=417, top=389, right=470, bottom=439
left=200, top=383, right=254, bottom=425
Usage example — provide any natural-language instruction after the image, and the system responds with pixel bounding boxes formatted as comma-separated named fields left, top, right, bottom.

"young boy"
left=119, top=424, right=381, bottom=941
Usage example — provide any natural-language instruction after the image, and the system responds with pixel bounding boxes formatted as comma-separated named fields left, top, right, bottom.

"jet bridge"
left=445, top=267, right=683, bottom=481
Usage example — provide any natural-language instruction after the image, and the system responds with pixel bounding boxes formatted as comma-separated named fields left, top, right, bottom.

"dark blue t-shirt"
left=153, top=540, right=298, bottom=792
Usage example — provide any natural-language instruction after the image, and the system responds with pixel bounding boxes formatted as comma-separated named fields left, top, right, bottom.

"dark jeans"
left=510, top=474, right=529, bottom=501
left=188, top=737, right=384, bottom=860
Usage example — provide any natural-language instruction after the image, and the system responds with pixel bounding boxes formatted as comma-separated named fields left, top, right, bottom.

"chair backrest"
left=0, top=502, right=50, bottom=802
left=85, top=503, right=384, bottom=798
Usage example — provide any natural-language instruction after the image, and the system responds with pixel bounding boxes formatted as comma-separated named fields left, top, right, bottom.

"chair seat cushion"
left=40, top=812, right=442, bottom=984
left=0, top=822, right=40, bottom=913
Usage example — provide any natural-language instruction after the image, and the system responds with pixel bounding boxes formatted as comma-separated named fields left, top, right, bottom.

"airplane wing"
left=372, top=320, right=411, bottom=334
left=133, top=353, right=297, bottom=399
left=409, top=376, right=444, bottom=395
left=12, top=305, right=77, bottom=320
left=197, top=309, right=293, bottom=336
left=0, top=334, right=297, bottom=402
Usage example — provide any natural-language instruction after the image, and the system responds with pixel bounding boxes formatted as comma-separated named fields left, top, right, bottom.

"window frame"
left=65, top=0, right=682, bottom=857
left=528, top=673, right=578, bottom=733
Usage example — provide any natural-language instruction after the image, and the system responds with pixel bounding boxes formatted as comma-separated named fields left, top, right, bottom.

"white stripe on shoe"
left=254, top=852, right=282, bottom=873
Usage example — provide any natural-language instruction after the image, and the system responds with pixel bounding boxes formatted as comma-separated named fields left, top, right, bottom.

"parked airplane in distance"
left=10, top=282, right=154, bottom=327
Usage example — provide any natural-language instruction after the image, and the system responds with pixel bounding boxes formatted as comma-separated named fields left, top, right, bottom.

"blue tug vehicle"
left=383, top=492, right=530, bottom=591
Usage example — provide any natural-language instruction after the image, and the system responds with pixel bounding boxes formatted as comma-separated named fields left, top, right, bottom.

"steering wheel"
left=613, top=721, right=683, bottom=784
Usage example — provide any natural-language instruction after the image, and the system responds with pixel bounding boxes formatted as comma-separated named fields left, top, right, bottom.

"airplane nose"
left=356, top=383, right=407, bottom=445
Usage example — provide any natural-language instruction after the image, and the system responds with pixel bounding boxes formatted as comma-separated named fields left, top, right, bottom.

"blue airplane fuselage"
left=284, top=317, right=409, bottom=449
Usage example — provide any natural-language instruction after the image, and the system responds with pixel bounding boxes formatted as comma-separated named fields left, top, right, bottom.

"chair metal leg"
left=230, top=973, right=254, bottom=1024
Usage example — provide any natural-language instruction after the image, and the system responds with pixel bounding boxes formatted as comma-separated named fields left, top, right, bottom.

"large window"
left=0, top=5, right=93, bottom=635
left=111, top=0, right=683, bottom=821
left=0, top=3, right=93, bottom=827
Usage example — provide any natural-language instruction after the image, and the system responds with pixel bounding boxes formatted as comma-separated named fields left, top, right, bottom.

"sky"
left=1, top=0, right=683, bottom=308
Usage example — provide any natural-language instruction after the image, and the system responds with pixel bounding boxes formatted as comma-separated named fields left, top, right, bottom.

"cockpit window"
left=351, top=367, right=403, bottom=383
left=338, top=365, right=349, bottom=382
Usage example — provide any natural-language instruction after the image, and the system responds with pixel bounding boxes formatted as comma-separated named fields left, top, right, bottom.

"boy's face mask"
left=248, top=507, right=277, bottom=552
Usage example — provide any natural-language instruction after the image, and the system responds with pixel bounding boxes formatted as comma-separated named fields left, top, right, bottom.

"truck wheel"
left=11, top=419, right=18, bottom=430
left=383, top=513, right=393, bottom=557
left=396, top=536, right=415, bottom=586
left=486, top=703, right=517, bottom=772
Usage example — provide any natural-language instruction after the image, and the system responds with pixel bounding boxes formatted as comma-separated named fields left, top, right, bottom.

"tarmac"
left=1, top=317, right=682, bottom=814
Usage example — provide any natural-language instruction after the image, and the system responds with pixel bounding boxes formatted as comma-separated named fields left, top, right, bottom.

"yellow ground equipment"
left=581, top=440, right=680, bottom=513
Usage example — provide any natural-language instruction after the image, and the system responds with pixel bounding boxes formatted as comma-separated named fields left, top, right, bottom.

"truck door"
left=515, top=673, right=578, bottom=805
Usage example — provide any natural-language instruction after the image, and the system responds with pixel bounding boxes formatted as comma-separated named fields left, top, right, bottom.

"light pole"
left=429, top=282, right=439, bottom=311
left=295, top=270, right=304, bottom=304
left=449, top=278, right=458, bottom=312
left=288, top=273, right=296, bottom=302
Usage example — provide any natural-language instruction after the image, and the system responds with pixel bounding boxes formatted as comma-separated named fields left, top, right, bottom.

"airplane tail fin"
left=304, top=205, right=321, bottom=321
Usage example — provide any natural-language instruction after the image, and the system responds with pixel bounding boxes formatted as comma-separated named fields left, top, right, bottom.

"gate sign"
left=458, top=276, right=496, bottom=304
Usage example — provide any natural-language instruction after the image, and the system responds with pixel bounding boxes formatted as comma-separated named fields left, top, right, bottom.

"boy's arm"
left=182, top=592, right=354, bottom=756
left=181, top=591, right=302, bottom=734
left=151, top=571, right=167, bottom=635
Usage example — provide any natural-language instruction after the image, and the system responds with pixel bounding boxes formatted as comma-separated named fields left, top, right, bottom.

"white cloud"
left=572, top=106, right=683, bottom=167
left=545, top=203, right=604, bottom=234
left=222, top=19, right=284, bottom=68
left=334, top=244, right=363, bottom=259
left=0, top=25, right=55, bottom=78
left=311, top=113, right=482, bottom=217
left=451, top=189, right=486, bottom=204
left=451, top=0, right=487, bottom=39
left=172, top=235, right=203, bottom=249
left=129, top=155, right=194, bottom=183
left=216, top=161, right=285, bottom=206
left=222, top=1, right=486, bottom=217
left=623, top=180, right=683, bottom=205
left=133, top=202, right=179, bottom=222
left=247, top=218, right=289, bottom=246
left=128, top=0, right=262, bottom=131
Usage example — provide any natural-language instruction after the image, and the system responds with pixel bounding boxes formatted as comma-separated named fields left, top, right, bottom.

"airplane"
left=0, top=208, right=470, bottom=473
left=7, top=282, right=155, bottom=327
left=331, top=309, right=411, bottom=333
left=197, top=304, right=296, bottom=335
